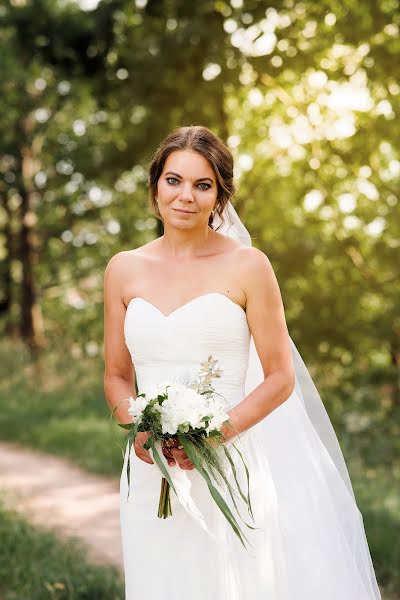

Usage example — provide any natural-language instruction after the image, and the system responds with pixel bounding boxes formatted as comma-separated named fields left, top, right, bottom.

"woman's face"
left=156, top=150, right=218, bottom=230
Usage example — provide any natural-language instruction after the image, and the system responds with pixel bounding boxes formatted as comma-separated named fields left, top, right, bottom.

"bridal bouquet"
left=111, top=355, right=255, bottom=549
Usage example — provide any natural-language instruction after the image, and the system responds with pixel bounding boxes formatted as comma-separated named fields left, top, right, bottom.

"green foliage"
left=177, top=432, right=255, bottom=550
left=0, top=338, right=125, bottom=476
left=1, top=0, right=398, bottom=380
left=0, top=499, right=124, bottom=600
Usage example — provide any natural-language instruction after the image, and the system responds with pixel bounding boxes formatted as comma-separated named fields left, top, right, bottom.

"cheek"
left=158, top=181, right=175, bottom=199
left=198, top=192, right=217, bottom=211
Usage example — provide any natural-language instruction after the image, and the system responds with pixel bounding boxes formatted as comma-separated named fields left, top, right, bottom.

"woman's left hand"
left=162, top=437, right=194, bottom=470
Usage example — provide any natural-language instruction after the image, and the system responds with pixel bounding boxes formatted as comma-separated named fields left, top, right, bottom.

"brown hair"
left=148, top=125, right=236, bottom=229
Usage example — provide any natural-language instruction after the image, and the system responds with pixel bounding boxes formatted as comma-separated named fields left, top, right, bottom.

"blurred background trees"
left=1, top=0, right=398, bottom=385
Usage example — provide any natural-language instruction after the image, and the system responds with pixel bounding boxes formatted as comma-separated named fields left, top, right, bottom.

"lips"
left=173, top=208, right=195, bottom=214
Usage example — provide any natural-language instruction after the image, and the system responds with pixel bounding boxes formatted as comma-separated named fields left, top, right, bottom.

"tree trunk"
left=390, top=339, right=400, bottom=407
left=0, top=195, right=13, bottom=334
left=17, top=118, right=46, bottom=355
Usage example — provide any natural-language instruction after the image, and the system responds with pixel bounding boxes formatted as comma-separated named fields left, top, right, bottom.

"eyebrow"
left=165, top=171, right=214, bottom=183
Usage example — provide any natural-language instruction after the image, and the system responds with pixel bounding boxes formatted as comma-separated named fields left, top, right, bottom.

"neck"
left=159, top=223, right=213, bottom=258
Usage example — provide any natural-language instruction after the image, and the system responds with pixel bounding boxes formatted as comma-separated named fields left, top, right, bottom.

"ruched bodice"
left=124, top=292, right=250, bottom=409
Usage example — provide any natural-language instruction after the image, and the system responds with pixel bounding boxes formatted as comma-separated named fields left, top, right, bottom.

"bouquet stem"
left=158, top=477, right=172, bottom=518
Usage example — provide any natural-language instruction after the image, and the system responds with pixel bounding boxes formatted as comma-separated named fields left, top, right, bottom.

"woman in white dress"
left=103, top=125, right=382, bottom=599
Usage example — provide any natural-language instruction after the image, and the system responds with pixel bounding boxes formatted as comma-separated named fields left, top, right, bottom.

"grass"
left=0, top=498, right=124, bottom=600
left=0, top=337, right=399, bottom=598
left=0, top=338, right=126, bottom=477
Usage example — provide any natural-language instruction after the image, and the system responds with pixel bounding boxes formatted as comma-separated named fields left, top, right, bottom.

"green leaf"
left=133, top=418, right=140, bottom=439
left=108, top=402, right=133, bottom=460
left=177, top=434, right=253, bottom=551
left=142, top=436, right=152, bottom=451
left=109, top=398, right=129, bottom=422
left=231, top=441, right=255, bottom=522
left=210, top=447, right=257, bottom=532
left=126, top=434, right=133, bottom=502
left=117, top=422, right=132, bottom=430
left=125, top=428, right=139, bottom=502
left=148, top=439, right=178, bottom=497
left=222, top=446, right=257, bottom=528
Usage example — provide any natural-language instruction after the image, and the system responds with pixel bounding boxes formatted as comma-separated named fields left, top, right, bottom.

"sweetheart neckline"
left=125, top=292, right=247, bottom=319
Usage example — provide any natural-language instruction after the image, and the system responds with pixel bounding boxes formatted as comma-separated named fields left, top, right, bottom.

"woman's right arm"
left=103, top=252, right=136, bottom=425
left=103, top=252, right=154, bottom=465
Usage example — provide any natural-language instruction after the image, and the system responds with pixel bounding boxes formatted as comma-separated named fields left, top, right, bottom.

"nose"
left=179, top=182, right=194, bottom=202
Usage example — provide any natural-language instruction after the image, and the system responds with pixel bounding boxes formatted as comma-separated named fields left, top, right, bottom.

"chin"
left=170, top=220, right=196, bottom=230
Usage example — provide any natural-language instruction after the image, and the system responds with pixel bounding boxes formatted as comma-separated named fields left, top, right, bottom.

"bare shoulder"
left=104, top=240, right=159, bottom=274
left=104, top=241, right=162, bottom=300
left=104, top=250, right=134, bottom=280
left=235, top=245, right=275, bottom=279
left=105, top=250, right=129, bottom=271
left=234, top=245, right=271, bottom=266
left=233, top=246, right=280, bottom=301
left=103, top=249, right=141, bottom=292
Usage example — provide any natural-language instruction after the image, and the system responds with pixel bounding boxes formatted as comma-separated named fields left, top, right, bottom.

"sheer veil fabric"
left=213, top=200, right=382, bottom=598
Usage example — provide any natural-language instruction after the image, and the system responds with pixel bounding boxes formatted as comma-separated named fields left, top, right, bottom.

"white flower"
left=161, top=417, right=179, bottom=435
left=156, top=384, right=228, bottom=434
left=206, top=394, right=227, bottom=414
left=205, top=412, right=229, bottom=434
left=140, top=380, right=172, bottom=400
left=131, top=371, right=229, bottom=436
left=127, top=395, right=149, bottom=419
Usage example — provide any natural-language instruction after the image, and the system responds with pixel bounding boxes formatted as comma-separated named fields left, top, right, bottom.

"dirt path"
left=0, top=440, right=123, bottom=570
left=0, top=441, right=395, bottom=600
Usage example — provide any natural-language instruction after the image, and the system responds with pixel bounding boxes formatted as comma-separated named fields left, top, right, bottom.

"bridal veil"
left=213, top=200, right=382, bottom=599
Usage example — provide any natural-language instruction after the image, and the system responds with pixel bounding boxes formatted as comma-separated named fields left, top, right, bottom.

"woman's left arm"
left=221, top=246, right=296, bottom=441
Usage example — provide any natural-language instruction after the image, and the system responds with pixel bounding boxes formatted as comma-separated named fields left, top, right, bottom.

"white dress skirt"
left=120, top=292, right=382, bottom=600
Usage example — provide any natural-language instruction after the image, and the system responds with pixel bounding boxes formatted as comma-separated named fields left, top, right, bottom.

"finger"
left=137, top=450, right=154, bottom=464
left=177, top=458, right=194, bottom=467
left=160, top=445, right=177, bottom=464
left=170, top=448, right=188, bottom=459
left=162, top=451, right=176, bottom=466
left=138, top=438, right=150, bottom=450
left=166, top=438, right=180, bottom=446
left=164, top=442, right=180, bottom=451
left=135, top=444, right=154, bottom=464
left=138, top=454, right=154, bottom=464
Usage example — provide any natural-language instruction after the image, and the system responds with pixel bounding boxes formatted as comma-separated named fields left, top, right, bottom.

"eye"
left=165, top=177, right=211, bottom=190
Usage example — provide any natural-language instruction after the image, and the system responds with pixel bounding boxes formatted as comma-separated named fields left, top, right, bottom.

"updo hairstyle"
left=148, top=125, right=236, bottom=230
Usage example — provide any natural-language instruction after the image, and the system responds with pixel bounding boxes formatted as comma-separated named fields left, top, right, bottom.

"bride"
left=103, top=125, right=382, bottom=599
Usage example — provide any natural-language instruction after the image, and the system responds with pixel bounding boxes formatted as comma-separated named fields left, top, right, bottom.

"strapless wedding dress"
left=120, top=292, right=381, bottom=600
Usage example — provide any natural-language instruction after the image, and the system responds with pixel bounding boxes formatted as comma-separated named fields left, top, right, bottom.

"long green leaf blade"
left=149, top=439, right=178, bottom=497
left=232, top=442, right=255, bottom=521
left=177, top=434, right=252, bottom=551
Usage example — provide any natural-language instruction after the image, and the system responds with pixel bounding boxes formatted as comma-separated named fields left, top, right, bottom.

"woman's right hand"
left=134, top=431, right=154, bottom=464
